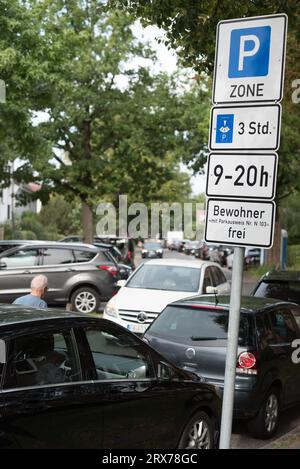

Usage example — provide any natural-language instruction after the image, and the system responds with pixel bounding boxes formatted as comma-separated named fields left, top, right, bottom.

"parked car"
left=0, top=242, right=119, bottom=313
left=144, top=295, right=300, bottom=439
left=0, top=305, right=221, bottom=448
left=103, top=259, right=230, bottom=335
left=252, top=270, right=300, bottom=305
left=141, top=241, right=163, bottom=259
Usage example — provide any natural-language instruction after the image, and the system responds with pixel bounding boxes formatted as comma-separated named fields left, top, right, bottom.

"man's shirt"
left=13, top=294, right=47, bottom=309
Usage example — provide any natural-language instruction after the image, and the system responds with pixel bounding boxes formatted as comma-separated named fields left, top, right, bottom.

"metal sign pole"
left=219, top=246, right=245, bottom=449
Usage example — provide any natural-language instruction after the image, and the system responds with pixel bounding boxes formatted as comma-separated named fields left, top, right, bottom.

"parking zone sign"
left=213, top=14, right=287, bottom=104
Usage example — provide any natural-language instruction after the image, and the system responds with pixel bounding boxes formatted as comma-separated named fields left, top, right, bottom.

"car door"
left=78, top=322, right=185, bottom=449
left=1, top=324, right=105, bottom=448
left=0, top=247, right=41, bottom=302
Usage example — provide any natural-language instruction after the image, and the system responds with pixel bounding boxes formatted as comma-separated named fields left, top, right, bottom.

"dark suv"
left=0, top=242, right=118, bottom=313
left=144, top=295, right=300, bottom=439
left=252, top=270, right=300, bottom=305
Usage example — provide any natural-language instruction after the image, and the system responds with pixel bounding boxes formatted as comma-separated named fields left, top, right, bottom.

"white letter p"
left=238, top=35, right=260, bottom=71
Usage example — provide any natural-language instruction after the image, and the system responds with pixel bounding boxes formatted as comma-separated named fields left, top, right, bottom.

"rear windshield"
left=148, top=305, right=254, bottom=346
left=254, top=280, right=300, bottom=304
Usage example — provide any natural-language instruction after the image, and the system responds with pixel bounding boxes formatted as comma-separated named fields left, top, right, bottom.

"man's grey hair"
left=31, top=275, right=48, bottom=291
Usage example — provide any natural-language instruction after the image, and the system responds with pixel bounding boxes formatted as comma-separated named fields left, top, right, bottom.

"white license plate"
left=127, top=323, right=148, bottom=334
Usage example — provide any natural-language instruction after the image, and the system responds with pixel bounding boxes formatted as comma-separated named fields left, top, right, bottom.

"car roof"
left=0, top=242, right=99, bottom=252
left=141, top=259, right=221, bottom=269
left=170, top=294, right=294, bottom=314
left=260, top=270, right=300, bottom=282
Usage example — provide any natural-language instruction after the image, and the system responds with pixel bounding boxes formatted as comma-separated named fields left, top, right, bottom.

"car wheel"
left=71, top=287, right=100, bottom=314
left=178, top=411, right=214, bottom=449
left=247, top=387, right=280, bottom=439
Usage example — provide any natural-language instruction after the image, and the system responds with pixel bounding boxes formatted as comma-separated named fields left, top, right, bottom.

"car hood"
left=115, top=287, right=198, bottom=313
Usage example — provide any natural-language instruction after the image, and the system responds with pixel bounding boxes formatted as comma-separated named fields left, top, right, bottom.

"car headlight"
left=104, top=299, right=119, bottom=318
left=142, top=249, right=147, bottom=253
left=156, top=249, right=163, bottom=253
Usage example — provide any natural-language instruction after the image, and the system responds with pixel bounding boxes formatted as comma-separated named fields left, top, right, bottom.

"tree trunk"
left=266, top=220, right=281, bottom=269
left=82, top=201, right=94, bottom=244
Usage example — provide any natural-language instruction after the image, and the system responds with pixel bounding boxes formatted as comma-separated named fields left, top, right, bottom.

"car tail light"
left=97, top=265, right=119, bottom=277
left=236, top=351, right=258, bottom=375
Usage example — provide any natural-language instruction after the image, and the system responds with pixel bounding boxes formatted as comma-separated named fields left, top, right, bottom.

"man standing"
left=13, top=275, right=48, bottom=309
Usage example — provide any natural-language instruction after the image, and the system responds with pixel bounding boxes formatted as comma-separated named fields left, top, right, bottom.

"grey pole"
left=219, top=246, right=245, bottom=449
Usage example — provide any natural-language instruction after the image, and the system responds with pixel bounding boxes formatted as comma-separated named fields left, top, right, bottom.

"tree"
left=111, top=0, right=300, bottom=265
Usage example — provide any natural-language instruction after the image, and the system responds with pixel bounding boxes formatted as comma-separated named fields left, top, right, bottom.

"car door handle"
left=22, top=270, right=32, bottom=274
left=65, top=268, right=75, bottom=272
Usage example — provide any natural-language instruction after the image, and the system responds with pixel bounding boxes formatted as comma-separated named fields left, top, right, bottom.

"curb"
left=261, top=426, right=300, bottom=449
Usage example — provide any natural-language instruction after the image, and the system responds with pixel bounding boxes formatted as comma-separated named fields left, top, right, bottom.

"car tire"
left=247, top=387, right=280, bottom=439
left=71, top=287, right=101, bottom=314
left=177, top=411, right=214, bottom=449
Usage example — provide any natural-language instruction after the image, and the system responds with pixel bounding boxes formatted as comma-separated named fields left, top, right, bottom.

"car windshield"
left=148, top=305, right=254, bottom=346
left=126, top=264, right=201, bottom=292
left=254, top=280, right=300, bottom=304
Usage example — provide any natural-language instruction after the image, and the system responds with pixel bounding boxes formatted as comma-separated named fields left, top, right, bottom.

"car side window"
left=202, top=267, right=213, bottom=291
left=83, top=326, right=155, bottom=381
left=42, top=248, right=74, bottom=265
left=268, top=309, right=298, bottom=344
left=1, top=248, right=40, bottom=268
left=211, top=267, right=226, bottom=286
left=73, top=250, right=97, bottom=263
left=4, top=329, right=81, bottom=389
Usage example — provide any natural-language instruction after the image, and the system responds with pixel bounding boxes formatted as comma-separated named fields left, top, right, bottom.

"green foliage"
left=280, top=193, right=300, bottom=244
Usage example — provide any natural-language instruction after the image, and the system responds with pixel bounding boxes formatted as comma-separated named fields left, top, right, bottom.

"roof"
left=141, top=259, right=219, bottom=269
left=0, top=304, right=86, bottom=327
left=261, top=270, right=300, bottom=282
left=171, top=294, right=291, bottom=314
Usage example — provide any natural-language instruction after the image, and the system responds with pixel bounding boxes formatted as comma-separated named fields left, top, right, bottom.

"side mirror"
left=0, top=339, right=7, bottom=364
left=116, top=279, right=126, bottom=288
left=206, top=286, right=218, bottom=294
left=0, top=262, right=7, bottom=270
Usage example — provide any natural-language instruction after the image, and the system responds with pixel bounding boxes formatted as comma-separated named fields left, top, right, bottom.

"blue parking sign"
left=216, top=114, right=234, bottom=144
left=228, top=26, right=271, bottom=78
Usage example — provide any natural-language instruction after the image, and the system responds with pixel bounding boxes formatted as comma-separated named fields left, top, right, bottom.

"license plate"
left=127, top=323, right=148, bottom=334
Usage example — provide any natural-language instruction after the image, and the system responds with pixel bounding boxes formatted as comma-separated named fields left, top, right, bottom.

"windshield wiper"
left=190, top=336, right=227, bottom=341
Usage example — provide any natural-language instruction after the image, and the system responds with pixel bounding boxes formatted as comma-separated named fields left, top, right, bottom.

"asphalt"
left=261, top=425, right=300, bottom=449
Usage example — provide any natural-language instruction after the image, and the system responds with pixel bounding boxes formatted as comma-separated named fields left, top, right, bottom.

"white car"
left=103, top=259, right=230, bottom=334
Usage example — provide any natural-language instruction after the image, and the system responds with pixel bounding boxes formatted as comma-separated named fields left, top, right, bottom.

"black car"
left=144, top=295, right=300, bottom=439
left=141, top=241, right=163, bottom=259
left=0, top=305, right=221, bottom=448
left=0, top=242, right=119, bottom=313
left=252, top=270, right=300, bottom=305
